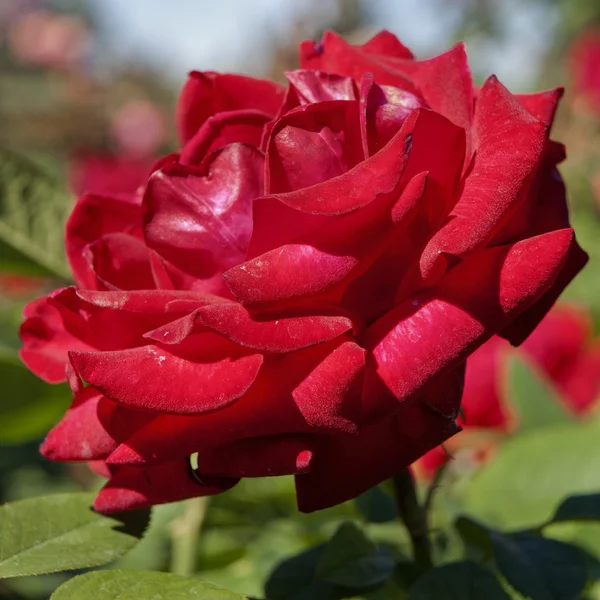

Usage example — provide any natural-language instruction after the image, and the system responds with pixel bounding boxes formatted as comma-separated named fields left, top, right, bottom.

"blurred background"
left=1, top=1, right=600, bottom=598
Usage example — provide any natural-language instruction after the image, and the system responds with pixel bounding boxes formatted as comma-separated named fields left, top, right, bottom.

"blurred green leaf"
left=492, top=533, right=588, bottom=600
left=0, top=149, right=72, bottom=279
left=454, top=516, right=494, bottom=557
left=0, top=352, right=70, bottom=445
left=551, top=494, right=600, bottom=524
left=265, top=545, right=342, bottom=600
left=50, top=570, right=246, bottom=599
left=505, top=353, right=571, bottom=432
left=355, top=486, right=397, bottom=524
left=316, top=522, right=395, bottom=589
left=408, top=561, right=509, bottom=599
left=0, top=493, right=150, bottom=578
left=462, top=417, right=600, bottom=529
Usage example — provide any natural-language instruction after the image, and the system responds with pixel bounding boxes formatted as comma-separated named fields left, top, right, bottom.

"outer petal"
left=515, top=88, right=563, bottom=126
left=420, top=76, right=548, bottom=278
left=295, top=402, right=459, bottom=512
left=299, top=31, right=417, bottom=92
left=40, top=387, right=154, bottom=461
left=387, top=43, right=473, bottom=133
left=176, top=71, right=284, bottom=144
left=106, top=339, right=365, bottom=466
left=69, top=344, right=263, bottom=415
left=94, top=460, right=238, bottom=513
left=366, top=229, right=576, bottom=403
left=66, top=193, right=142, bottom=289
left=19, top=294, right=93, bottom=383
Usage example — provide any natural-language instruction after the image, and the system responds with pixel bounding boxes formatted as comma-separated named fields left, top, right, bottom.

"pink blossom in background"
left=110, top=100, right=167, bottom=158
left=8, top=9, right=91, bottom=70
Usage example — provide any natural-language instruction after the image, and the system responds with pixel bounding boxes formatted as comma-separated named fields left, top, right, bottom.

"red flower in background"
left=20, top=31, right=587, bottom=513
left=417, top=303, right=600, bottom=477
left=569, top=28, right=600, bottom=114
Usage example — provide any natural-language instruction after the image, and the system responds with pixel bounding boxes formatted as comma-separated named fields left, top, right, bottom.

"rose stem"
left=392, top=468, right=433, bottom=571
left=169, top=496, right=210, bottom=576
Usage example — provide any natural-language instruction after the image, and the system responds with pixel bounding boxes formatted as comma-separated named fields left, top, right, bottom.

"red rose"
left=21, top=31, right=587, bottom=513
left=417, top=303, right=600, bottom=477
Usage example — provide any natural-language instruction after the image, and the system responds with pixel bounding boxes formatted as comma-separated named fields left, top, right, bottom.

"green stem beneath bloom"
left=392, top=469, right=433, bottom=572
left=170, top=496, right=210, bottom=576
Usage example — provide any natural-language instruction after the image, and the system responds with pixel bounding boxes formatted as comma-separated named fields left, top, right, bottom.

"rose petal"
left=195, top=434, right=315, bottom=478
left=516, top=88, right=563, bottom=126
left=180, top=109, right=271, bottom=166
left=40, top=387, right=154, bottom=461
left=66, top=193, right=142, bottom=289
left=366, top=229, right=576, bottom=403
left=420, top=76, right=548, bottom=278
left=225, top=170, right=426, bottom=307
left=176, top=71, right=284, bottom=144
left=295, top=402, right=459, bottom=512
left=147, top=303, right=353, bottom=353
left=69, top=345, right=263, bottom=415
left=20, top=294, right=93, bottom=383
left=299, top=30, right=418, bottom=92
left=143, top=144, right=263, bottom=288
left=285, top=70, right=357, bottom=104
left=106, top=339, right=364, bottom=465
left=94, top=460, right=238, bottom=513
left=84, top=233, right=155, bottom=291
left=266, top=100, right=364, bottom=194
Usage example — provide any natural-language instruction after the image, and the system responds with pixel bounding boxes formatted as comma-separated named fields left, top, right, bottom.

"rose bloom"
left=569, top=28, right=600, bottom=114
left=21, top=31, right=587, bottom=513
left=416, top=303, right=600, bottom=477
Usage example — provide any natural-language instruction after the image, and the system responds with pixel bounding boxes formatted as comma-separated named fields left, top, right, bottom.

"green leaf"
left=355, top=486, right=397, bottom=524
left=462, top=417, right=600, bottom=529
left=316, top=522, right=395, bottom=589
left=505, top=353, right=571, bottom=433
left=50, top=570, right=247, bottom=599
left=265, top=545, right=341, bottom=600
left=454, top=516, right=494, bottom=557
left=0, top=149, right=72, bottom=279
left=492, top=533, right=588, bottom=600
left=0, top=353, right=70, bottom=445
left=408, top=561, right=510, bottom=599
left=552, top=494, right=600, bottom=524
left=0, top=493, right=150, bottom=578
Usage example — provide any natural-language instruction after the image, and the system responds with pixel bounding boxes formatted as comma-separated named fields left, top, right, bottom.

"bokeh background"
left=1, top=1, right=600, bottom=598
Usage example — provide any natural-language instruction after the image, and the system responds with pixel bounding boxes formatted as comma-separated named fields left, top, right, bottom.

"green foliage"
left=354, top=486, right=397, bottom=524
left=49, top=570, right=247, bottom=599
left=491, top=533, right=588, bottom=600
left=0, top=351, right=70, bottom=445
left=505, top=353, right=572, bottom=432
left=0, top=149, right=73, bottom=279
left=408, top=561, right=510, bottom=599
left=316, top=522, right=395, bottom=588
left=461, top=416, right=600, bottom=529
left=0, top=493, right=150, bottom=578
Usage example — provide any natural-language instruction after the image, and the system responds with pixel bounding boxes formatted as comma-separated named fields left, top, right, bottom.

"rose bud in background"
left=20, top=30, right=587, bottom=513
left=416, top=303, right=600, bottom=478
